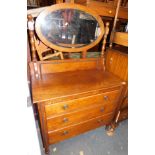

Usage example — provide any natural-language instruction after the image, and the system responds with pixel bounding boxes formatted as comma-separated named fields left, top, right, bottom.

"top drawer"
left=45, top=90, right=120, bottom=117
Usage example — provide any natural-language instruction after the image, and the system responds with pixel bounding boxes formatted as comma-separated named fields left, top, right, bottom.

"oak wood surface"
left=106, top=49, right=128, bottom=123
left=106, top=49, right=128, bottom=81
left=38, top=103, right=49, bottom=153
left=30, top=57, right=125, bottom=152
left=47, top=102, right=117, bottom=131
left=38, top=58, right=103, bottom=74
left=45, top=89, right=119, bottom=116
left=28, top=2, right=127, bottom=153
left=113, top=32, right=128, bottom=47
left=31, top=69, right=123, bottom=103
left=29, top=58, right=104, bottom=78
left=86, top=1, right=128, bottom=19
left=48, top=112, right=114, bottom=144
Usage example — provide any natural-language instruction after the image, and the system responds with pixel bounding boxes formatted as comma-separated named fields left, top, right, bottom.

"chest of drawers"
left=29, top=58, right=125, bottom=154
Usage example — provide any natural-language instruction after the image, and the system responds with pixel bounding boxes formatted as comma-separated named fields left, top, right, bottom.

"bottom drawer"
left=48, top=113, right=114, bottom=144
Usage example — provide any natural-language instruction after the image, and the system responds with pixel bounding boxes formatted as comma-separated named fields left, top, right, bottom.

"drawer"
left=48, top=113, right=114, bottom=144
left=47, top=102, right=117, bottom=131
left=45, top=90, right=120, bottom=117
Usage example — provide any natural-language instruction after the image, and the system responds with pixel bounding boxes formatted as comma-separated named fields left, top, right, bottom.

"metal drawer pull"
left=63, top=118, right=69, bottom=123
left=109, top=10, right=112, bottom=14
left=62, top=131, right=69, bottom=135
left=100, top=107, right=104, bottom=112
left=63, top=104, right=68, bottom=110
left=104, top=96, right=109, bottom=101
left=97, top=119, right=103, bottom=123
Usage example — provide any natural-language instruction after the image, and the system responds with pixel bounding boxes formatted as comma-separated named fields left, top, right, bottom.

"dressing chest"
left=28, top=3, right=126, bottom=154
left=29, top=59, right=125, bottom=153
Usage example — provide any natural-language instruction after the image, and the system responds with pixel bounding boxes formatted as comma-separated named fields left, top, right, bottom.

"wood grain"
left=47, top=102, right=117, bottom=131
left=48, top=113, right=114, bottom=144
left=30, top=57, right=124, bottom=153
left=106, top=50, right=128, bottom=81
left=45, top=89, right=119, bottom=116
left=31, top=69, right=123, bottom=103
left=39, top=58, right=103, bottom=74
left=86, top=1, right=128, bottom=19
left=113, top=32, right=128, bottom=47
left=29, top=58, right=104, bottom=75
left=37, top=103, right=49, bottom=153
left=105, top=49, right=128, bottom=123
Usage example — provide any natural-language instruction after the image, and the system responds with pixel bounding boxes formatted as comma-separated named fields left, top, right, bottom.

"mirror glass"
left=38, top=9, right=101, bottom=48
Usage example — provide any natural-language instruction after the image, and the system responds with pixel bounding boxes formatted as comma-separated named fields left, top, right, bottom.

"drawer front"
left=48, top=113, right=114, bottom=144
left=47, top=102, right=116, bottom=131
left=45, top=90, right=120, bottom=117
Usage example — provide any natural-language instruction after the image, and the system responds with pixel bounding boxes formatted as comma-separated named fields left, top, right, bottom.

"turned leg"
left=45, top=146, right=49, bottom=154
left=105, top=123, right=118, bottom=136
left=105, top=111, right=121, bottom=136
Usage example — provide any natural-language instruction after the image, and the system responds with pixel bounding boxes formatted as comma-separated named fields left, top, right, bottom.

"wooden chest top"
left=31, top=69, right=123, bottom=103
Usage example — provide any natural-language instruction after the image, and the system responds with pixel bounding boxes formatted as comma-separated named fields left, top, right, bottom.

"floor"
left=37, top=120, right=128, bottom=155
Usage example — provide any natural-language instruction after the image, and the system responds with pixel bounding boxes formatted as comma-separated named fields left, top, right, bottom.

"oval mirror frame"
left=35, top=3, right=104, bottom=52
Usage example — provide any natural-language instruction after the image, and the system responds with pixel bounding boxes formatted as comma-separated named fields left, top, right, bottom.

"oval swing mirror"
left=35, top=3, right=104, bottom=52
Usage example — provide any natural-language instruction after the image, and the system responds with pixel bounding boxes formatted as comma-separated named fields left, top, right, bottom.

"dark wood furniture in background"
left=28, top=3, right=127, bottom=154
left=106, top=50, right=128, bottom=122
left=27, top=0, right=128, bottom=53
left=106, top=0, right=128, bottom=127
left=75, top=0, right=128, bottom=19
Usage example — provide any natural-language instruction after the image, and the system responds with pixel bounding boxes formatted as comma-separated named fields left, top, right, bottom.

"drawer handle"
left=100, top=107, right=104, bottom=112
left=97, top=119, right=103, bottom=123
left=62, top=131, right=69, bottom=135
left=63, top=118, right=69, bottom=123
left=109, top=10, right=112, bottom=14
left=104, top=96, right=109, bottom=101
left=63, top=104, right=68, bottom=110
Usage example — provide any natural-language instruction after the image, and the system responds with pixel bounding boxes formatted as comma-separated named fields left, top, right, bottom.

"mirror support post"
left=82, top=51, right=87, bottom=59
left=101, top=22, right=110, bottom=70
left=27, top=14, right=37, bottom=61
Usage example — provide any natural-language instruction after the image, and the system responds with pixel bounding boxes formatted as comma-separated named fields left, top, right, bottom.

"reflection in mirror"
left=39, top=9, right=101, bottom=48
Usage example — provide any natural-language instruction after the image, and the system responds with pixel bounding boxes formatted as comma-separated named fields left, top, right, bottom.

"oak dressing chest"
left=28, top=3, right=126, bottom=154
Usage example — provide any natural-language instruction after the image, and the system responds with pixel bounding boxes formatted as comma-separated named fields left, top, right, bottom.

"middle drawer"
left=47, top=102, right=117, bottom=131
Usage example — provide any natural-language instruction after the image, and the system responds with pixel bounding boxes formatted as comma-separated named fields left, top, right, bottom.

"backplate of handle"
left=62, top=131, right=69, bottom=135
left=100, top=107, right=104, bottom=112
left=104, top=95, right=109, bottom=101
left=63, top=104, right=68, bottom=110
left=63, top=118, right=69, bottom=123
